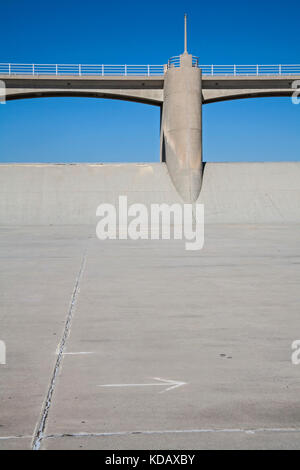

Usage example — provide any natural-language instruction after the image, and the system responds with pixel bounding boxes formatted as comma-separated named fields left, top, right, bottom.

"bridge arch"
left=204, top=89, right=296, bottom=104
left=2, top=75, right=164, bottom=107
left=5, top=90, right=163, bottom=107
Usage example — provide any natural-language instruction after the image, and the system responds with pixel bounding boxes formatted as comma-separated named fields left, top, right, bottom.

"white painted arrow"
left=98, top=377, right=187, bottom=393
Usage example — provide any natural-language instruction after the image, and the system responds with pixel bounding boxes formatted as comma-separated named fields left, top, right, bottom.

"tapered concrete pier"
left=161, top=52, right=203, bottom=202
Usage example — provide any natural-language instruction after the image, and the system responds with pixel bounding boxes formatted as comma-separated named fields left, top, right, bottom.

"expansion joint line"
left=31, top=248, right=88, bottom=450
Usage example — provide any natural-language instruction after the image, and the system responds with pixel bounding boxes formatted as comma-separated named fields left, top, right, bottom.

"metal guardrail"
left=0, top=63, right=300, bottom=77
left=167, top=57, right=300, bottom=75
left=199, top=64, right=300, bottom=76
left=0, top=64, right=165, bottom=76
left=168, top=56, right=199, bottom=68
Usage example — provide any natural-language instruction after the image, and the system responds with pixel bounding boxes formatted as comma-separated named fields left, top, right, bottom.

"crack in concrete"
left=31, top=250, right=88, bottom=451
left=44, top=427, right=300, bottom=440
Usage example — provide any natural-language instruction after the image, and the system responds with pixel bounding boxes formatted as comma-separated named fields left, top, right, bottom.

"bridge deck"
left=2, top=74, right=299, bottom=104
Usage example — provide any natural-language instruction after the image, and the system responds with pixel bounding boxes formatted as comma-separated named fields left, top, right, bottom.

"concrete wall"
left=0, top=163, right=181, bottom=225
left=0, top=162, right=299, bottom=225
left=199, top=162, right=300, bottom=223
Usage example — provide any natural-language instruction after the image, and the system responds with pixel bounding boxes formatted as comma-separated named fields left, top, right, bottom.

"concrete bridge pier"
left=161, top=53, right=202, bottom=202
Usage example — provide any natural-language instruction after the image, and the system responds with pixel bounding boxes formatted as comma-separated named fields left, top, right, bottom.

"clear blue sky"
left=0, top=0, right=300, bottom=163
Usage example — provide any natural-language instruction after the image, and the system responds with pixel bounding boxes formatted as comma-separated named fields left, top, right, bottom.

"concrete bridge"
left=1, top=56, right=299, bottom=201
left=1, top=63, right=298, bottom=105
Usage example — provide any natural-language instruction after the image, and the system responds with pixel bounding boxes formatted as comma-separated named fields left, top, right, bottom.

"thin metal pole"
left=184, top=14, right=187, bottom=53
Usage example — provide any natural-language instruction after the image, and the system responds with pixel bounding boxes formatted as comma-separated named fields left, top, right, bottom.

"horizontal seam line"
left=44, top=428, right=300, bottom=439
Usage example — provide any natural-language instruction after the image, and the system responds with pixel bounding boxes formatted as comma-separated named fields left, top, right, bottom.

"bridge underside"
left=202, top=76, right=299, bottom=103
left=203, top=89, right=296, bottom=103
left=5, top=89, right=163, bottom=106
left=1, top=74, right=299, bottom=105
left=2, top=76, right=164, bottom=106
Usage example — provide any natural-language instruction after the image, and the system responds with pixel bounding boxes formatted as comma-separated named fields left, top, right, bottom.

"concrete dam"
left=0, top=161, right=299, bottom=225
left=1, top=158, right=300, bottom=450
left=1, top=22, right=300, bottom=449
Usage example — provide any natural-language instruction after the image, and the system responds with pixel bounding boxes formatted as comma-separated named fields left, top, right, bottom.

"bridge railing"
left=199, top=64, right=300, bottom=75
left=1, top=63, right=300, bottom=77
left=168, top=56, right=199, bottom=68
left=0, top=64, right=165, bottom=76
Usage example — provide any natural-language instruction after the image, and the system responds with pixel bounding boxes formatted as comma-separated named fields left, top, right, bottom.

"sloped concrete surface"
left=1, top=161, right=300, bottom=449
left=199, top=162, right=300, bottom=223
left=0, top=162, right=300, bottom=224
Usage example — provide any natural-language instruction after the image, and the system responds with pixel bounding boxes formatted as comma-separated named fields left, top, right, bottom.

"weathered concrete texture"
left=0, top=163, right=182, bottom=225
left=198, top=162, right=300, bottom=223
left=1, top=225, right=299, bottom=450
left=0, top=162, right=300, bottom=224
left=1, top=225, right=300, bottom=449
left=0, top=438, right=32, bottom=450
left=0, top=226, right=91, bottom=448
left=161, top=54, right=202, bottom=202
left=0, top=160, right=300, bottom=449
left=41, top=226, right=300, bottom=448
left=43, top=431, right=300, bottom=450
